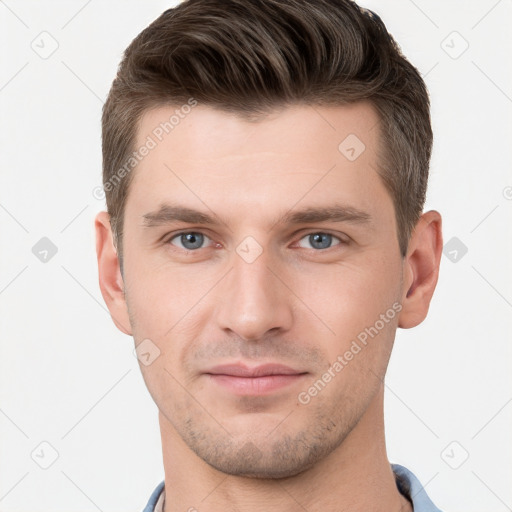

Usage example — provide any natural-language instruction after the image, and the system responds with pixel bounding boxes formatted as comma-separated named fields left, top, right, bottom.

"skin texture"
left=95, top=102, right=442, bottom=512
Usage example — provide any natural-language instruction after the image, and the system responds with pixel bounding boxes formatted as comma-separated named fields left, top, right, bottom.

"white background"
left=0, top=1, right=511, bottom=511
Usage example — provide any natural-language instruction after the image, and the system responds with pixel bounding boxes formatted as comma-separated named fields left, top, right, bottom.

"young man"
left=95, top=1, right=443, bottom=510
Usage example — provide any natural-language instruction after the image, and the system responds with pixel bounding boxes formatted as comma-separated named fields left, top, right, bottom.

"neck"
left=159, top=386, right=412, bottom=512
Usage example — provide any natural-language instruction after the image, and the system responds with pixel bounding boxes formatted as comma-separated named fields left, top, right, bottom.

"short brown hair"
left=102, top=0, right=432, bottom=269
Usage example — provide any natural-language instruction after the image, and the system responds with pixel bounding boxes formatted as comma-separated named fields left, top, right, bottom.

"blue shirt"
left=142, top=463, right=442, bottom=512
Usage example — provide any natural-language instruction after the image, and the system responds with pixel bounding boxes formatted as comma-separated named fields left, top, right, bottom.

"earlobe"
left=94, top=211, right=132, bottom=335
left=398, top=210, right=443, bottom=329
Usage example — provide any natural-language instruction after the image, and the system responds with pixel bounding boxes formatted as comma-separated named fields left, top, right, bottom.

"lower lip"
left=208, top=374, right=306, bottom=395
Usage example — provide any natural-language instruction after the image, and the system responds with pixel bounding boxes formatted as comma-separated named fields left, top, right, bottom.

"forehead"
left=125, top=102, right=392, bottom=227
left=136, top=101, right=380, bottom=164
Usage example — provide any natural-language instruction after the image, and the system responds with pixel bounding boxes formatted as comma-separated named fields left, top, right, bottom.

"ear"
left=398, top=210, right=443, bottom=329
left=95, top=211, right=132, bottom=335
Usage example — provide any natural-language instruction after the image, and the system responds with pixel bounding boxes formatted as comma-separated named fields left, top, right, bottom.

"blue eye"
left=165, top=231, right=345, bottom=252
left=297, top=233, right=342, bottom=250
left=168, top=232, right=210, bottom=250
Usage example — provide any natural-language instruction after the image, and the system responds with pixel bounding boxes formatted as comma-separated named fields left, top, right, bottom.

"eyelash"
left=163, top=230, right=348, bottom=252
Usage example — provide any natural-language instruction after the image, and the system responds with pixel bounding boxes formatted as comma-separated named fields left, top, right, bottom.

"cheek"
left=124, top=255, right=216, bottom=339
left=290, top=262, right=401, bottom=396
left=292, top=256, right=400, bottom=339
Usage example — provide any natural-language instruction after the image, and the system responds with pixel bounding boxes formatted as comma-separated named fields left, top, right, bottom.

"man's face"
left=120, top=102, right=405, bottom=477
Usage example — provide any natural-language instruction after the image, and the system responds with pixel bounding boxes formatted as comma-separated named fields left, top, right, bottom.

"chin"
left=187, top=429, right=341, bottom=480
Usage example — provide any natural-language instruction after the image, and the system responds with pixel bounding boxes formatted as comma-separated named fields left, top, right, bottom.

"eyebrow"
left=141, top=203, right=372, bottom=229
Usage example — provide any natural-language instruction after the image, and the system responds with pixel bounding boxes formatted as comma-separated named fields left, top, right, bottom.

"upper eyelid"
left=296, top=232, right=345, bottom=244
left=165, top=230, right=213, bottom=243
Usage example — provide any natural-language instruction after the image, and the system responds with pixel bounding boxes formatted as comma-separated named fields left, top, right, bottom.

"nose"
left=215, top=243, right=294, bottom=342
